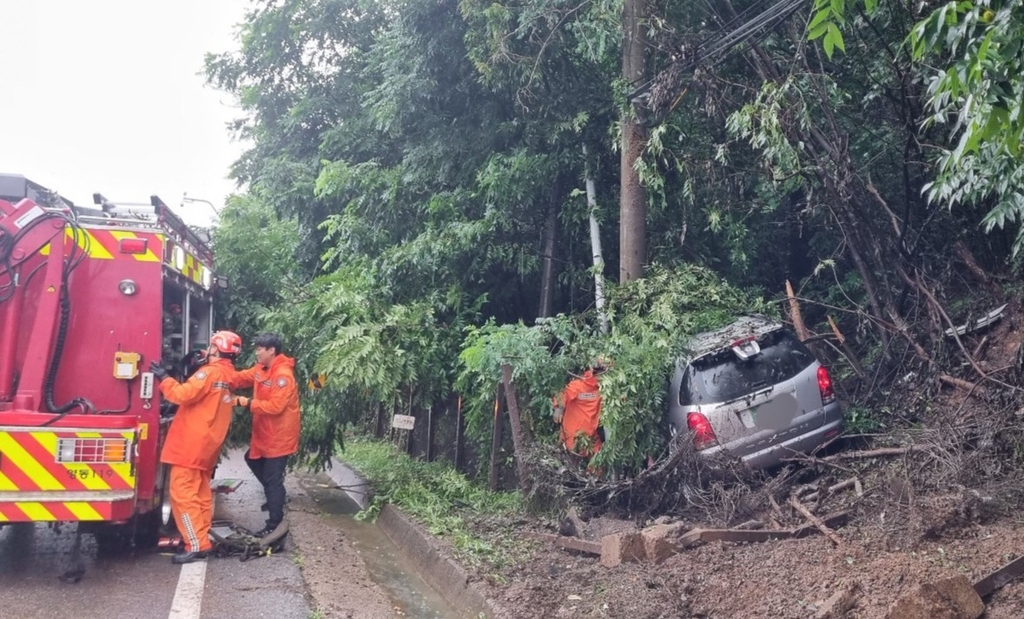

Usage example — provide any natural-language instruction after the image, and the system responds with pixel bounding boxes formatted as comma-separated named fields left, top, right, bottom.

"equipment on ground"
left=0, top=174, right=222, bottom=572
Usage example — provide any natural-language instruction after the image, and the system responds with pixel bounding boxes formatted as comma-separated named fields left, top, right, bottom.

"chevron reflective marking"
left=0, top=501, right=111, bottom=522
left=28, top=431, right=107, bottom=491
left=65, top=501, right=104, bottom=520
left=108, top=230, right=162, bottom=262
left=65, top=228, right=115, bottom=260
left=0, top=433, right=63, bottom=490
left=16, top=502, right=55, bottom=521
left=0, top=470, right=17, bottom=491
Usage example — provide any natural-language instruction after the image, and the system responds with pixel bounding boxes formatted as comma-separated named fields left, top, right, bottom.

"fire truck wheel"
left=90, top=510, right=162, bottom=553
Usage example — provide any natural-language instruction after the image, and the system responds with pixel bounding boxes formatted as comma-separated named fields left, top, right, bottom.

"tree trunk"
left=583, top=143, right=609, bottom=334
left=537, top=178, right=561, bottom=318
left=619, top=0, right=649, bottom=284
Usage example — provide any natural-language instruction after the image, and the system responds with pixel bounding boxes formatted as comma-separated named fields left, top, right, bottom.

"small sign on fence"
left=391, top=414, right=416, bottom=430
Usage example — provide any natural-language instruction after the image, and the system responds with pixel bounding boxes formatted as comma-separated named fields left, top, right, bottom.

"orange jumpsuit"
left=554, top=370, right=603, bottom=456
left=158, top=357, right=235, bottom=553
left=229, top=354, right=300, bottom=458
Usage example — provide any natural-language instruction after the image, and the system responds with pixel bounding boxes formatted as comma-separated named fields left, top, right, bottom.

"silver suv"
left=666, top=315, right=843, bottom=468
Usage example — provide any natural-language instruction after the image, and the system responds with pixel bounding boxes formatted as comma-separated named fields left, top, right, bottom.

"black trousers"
left=244, top=452, right=288, bottom=528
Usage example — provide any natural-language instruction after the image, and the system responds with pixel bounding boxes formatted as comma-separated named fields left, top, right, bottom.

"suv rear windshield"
left=679, top=329, right=816, bottom=405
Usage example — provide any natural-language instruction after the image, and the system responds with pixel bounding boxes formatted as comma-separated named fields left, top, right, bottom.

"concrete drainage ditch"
left=304, top=459, right=499, bottom=619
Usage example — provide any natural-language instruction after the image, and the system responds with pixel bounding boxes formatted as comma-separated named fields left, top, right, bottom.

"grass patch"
left=337, top=438, right=527, bottom=569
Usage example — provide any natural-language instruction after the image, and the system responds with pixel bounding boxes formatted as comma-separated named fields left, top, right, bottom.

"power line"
left=630, top=0, right=808, bottom=119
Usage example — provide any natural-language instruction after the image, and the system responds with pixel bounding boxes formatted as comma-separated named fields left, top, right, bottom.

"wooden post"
left=501, top=363, right=531, bottom=493
left=426, top=403, right=435, bottom=462
left=454, top=395, right=464, bottom=473
left=488, top=383, right=504, bottom=491
left=374, top=403, right=383, bottom=439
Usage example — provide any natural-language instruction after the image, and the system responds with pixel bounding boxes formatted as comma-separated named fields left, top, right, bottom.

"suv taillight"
left=687, top=412, right=718, bottom=450
left=817, top=366, right=836, bottom=404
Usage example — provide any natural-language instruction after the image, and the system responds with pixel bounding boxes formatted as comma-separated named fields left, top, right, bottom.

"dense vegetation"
left=207, top=0, right=1024, bottom=477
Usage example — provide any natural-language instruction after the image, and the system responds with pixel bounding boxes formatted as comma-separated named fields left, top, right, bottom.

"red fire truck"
left=0, top=174, right=220, bottom=547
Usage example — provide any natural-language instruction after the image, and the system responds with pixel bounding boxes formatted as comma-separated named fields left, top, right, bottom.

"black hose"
left=97, top=379, right=132, bottom=415
left=42, top=219, right=94, bottom=420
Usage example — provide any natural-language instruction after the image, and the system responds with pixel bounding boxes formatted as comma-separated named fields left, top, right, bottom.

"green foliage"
left=338, top=439, right=524, bottom=567
left=212, top=194, right=303, bottom=337
left=458, top=264, right=766, bottom=471
left=808, top=0, right=849, bottom=59
left=844, top=404, right=882, bottom=433
left=910, top=1, right=1024, bottom=253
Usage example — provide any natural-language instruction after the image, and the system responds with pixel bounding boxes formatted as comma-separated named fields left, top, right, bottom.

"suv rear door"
left=676, top=329, right=826, bottom=457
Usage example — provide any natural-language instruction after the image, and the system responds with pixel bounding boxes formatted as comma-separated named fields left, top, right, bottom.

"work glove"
left=553, top=405, right=564, bottom=425
left=149, top=360, right=169, bottom=381
left=234, top=396, right=250, bottom=408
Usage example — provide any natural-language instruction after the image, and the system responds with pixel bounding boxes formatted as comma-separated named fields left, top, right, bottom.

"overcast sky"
left=0, top=0, right=251, bottom=226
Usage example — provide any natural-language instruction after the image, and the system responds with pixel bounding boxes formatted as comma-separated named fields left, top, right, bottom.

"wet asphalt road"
left=0, top=450, right=309, bottom=619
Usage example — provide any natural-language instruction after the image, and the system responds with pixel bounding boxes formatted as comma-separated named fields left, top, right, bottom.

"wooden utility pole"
left=488, top=382, right=504, bottom=491
left=619, top=0, right=650, bottom=283
left=501, top=363, right=531, bottom=493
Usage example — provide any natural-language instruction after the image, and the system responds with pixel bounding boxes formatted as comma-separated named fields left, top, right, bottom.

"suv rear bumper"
left=699, top=401, right=844, bottom=469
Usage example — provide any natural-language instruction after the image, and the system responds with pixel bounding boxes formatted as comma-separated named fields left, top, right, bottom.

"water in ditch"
left=298, top=474, right=468, bottom=619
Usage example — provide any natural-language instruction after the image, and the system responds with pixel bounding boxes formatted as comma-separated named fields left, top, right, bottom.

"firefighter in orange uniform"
left=149, top=331, right=241, bottom=564
left=229, top=333, right=300, bottom=538
left=552, top=359, right=610, bottom=457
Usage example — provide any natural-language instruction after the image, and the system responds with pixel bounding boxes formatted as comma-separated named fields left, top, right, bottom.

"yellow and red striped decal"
left=0, top=501, right=116, bottom=522
left=165, top=240, right=212, bottom=288
left=40, top=229, right=163, bottom=262
left=0, top=429, right=136, bottom=495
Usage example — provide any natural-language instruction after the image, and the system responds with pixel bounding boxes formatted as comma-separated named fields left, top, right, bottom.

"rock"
left=639, top=524, right=681, bottom=564
left=559, top=506, right=589, bottom=539
left=814, top=581, right=859, bottom=619
left=887, top=575, right=984, bottom=619
left=599, top=532, right=643, bottom=568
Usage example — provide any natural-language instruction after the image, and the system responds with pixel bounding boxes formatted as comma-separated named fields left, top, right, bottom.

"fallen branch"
left=677, top=511, right=849, bottom=549
left=786, top=280, right=810, bottom=341
left=804, top=476, right=863, bottom=503
left=939, top=374, right=989, bottom=397
left=827, top=315, right=866, bottom=378
left=821, top=445, right=929, bottom=462
left=789, top=496, right=844, bottom=547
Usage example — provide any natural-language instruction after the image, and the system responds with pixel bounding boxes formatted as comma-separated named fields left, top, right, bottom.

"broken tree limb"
left=972, top=335, right=990, bottom=360
left=939, top=374, right=989, bottom=397
left=524, top=531, right=602, bottom=555
left=786, top=280, right=810, bottom=341
left=789, top=496, right=844, bottom=547
left=804, top=477, right=863, bottom=503
left=821, top=445, right=929, bottom=462
left=828, top=315, right=866, bottom=378
left=790, top=511, right=850, bottom=539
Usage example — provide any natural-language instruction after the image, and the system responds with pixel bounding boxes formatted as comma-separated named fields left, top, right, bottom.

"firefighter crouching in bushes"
left=229, top=333, right=301, bottom=538
left=150, top=330, right=242, bottom=564
left=552, top=359, right=610, bottom=457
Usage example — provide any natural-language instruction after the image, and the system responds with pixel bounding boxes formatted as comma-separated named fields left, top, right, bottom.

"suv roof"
left=684, top=314, right=784, bottom=360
